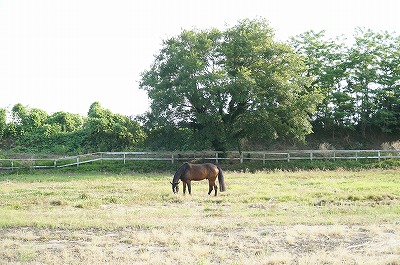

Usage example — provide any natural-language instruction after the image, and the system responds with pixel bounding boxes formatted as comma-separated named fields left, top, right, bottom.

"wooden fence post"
left=215, top=152, right=219, bottom=164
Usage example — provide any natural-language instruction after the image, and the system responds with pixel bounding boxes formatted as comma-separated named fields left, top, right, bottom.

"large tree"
left=356, top=29, right=400, bottom=135
left=291, top=31, right=353, bottom=138
left=292, top=28, right=400, bottom=140
left=140, top=19, right=321, bottom=151
left=345, top=29, right=400, bottom=137
left=373, top=33, right=400, bottom=134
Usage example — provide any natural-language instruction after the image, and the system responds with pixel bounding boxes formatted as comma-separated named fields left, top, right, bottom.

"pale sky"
left=1, top=0, right=399, bottom=117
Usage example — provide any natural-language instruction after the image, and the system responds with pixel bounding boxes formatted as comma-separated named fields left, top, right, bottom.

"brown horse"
left=171, top=163, right=226, bottom=196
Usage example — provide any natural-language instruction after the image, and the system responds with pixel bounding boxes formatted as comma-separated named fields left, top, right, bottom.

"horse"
left=171, top=162, right=226, bottom=196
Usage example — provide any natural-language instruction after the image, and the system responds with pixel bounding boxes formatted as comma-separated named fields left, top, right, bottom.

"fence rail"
left=0, top=150, right=399, bottom=170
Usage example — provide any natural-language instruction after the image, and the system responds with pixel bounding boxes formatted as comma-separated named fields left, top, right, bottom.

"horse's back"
left=191, top=163, right=218, bottom=172
left=187, top=163, right=218, bottom=180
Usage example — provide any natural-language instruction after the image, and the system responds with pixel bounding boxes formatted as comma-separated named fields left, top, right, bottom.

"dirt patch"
left=1, top=224, right=399, bottom=264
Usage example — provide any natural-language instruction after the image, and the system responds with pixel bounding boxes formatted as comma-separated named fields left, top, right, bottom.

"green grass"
left=0, top=168, right=399, bottom=264
left=0, top=169, right=399, bottom=228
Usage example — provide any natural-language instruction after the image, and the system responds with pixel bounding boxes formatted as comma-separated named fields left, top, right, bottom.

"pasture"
left=0, top=168, right=399, bottom=264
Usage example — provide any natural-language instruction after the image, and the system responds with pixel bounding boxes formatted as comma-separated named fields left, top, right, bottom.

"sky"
left=1, top=0, right=399, bottom=117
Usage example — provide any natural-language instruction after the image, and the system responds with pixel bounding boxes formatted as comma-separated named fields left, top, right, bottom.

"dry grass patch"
left=1, top=224, right=399, bottom=264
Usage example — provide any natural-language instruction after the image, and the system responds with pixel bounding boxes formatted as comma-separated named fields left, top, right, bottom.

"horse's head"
left=170, top=181, right=180, bottom=194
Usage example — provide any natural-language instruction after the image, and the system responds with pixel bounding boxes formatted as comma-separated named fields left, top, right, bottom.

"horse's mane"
left=172, top=162, right=188, bottom=183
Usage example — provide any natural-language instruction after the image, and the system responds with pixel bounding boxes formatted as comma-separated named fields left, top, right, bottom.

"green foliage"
left=84, top=102, right=145, bottom=152
left=140, top=18, right=321, bottom=151
left=47, top=111, right=83, bottom=132
left=0, top=108, right=6, bottom=139
left=291, top=30, right=351, bottom=135
left=11, top=104, right=48, bottom=132
left=143, top=126, right=203, bottom=151
left=292, top=28, right=400, bottom=140
left=1, top=102, right=144, bottom=154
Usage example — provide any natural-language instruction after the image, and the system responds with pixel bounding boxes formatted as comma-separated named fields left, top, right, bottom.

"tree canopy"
left=291, top=28, right=400, bottom=140
left=140, top=19, right=321, bottom=151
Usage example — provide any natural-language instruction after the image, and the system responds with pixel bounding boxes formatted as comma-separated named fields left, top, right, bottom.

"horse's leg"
left=183, top=182, right=187, bottom=195
left=214, top=183, right=218, bottom=196
left=187, top=181, right=192, bottom=195
left=208, top=180, right=213, bottom=196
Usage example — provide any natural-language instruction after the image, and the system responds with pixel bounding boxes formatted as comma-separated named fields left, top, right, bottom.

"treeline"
left=0, top=102, right=144, bottom=154
left=1, top=19, right=399, bottom=154
left=140, top=19, right=399, bottom=151
left=291, top=28, right=400, bottom=139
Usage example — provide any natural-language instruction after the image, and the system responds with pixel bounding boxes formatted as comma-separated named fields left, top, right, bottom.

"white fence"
left=0, top=150, right=399, bottom=170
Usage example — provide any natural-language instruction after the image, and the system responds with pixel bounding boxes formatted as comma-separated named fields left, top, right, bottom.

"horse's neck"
left=172, top=172, right=181, bottom=183
left=173, top=163, right=187, bottom=182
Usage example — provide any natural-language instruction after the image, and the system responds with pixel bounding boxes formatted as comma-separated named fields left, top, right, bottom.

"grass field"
left=0, top=168, right=399, bottom=264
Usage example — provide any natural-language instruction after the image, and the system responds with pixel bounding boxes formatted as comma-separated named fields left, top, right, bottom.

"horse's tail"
left=217, top=166, right=226, bottom=192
